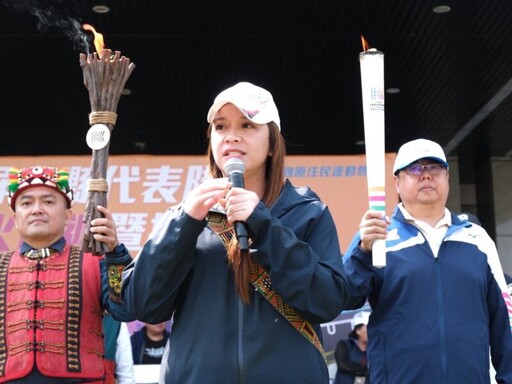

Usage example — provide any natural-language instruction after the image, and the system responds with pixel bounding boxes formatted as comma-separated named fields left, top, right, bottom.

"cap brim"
left=207, top=100, right=273, bottom=125
left=207, top=100, right=229, bottom=124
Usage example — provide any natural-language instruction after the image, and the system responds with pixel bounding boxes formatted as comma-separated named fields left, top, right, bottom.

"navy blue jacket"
left=120, top=180, right=349, bottom=384
left=343, top=206, right=512, bottom=384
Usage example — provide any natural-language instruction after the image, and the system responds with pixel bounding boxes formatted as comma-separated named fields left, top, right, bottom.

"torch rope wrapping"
left=89, top=111, right=117, bottom=125
left=87, top=178, right=109, bottom=193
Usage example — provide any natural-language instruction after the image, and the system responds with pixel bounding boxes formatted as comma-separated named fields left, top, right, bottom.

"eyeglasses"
left=402, top=163, right=448, bottom=176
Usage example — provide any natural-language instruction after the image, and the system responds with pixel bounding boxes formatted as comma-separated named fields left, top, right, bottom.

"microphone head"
left=223, top=158, right=246, bottom=175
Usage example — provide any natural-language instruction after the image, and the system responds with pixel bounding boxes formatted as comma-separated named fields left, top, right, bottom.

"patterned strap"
left=206, top=212, right=327, bottom=362
left=67, top=245, right=83, bottom=372
left=0, top=251, right=15, bottom=376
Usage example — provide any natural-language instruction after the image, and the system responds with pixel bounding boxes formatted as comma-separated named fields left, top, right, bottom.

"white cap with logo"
left=207, top=82, right=281, bottom=131
left=393, top=138, right=449, bottom=174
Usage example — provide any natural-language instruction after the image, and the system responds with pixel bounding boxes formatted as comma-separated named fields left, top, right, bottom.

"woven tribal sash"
left=207, top=211, right=327, bottom=362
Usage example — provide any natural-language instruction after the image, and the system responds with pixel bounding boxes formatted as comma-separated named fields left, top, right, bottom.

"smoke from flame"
left=83, top=24, right=105, bottom=53
left=3, top=0, right=89, bottom=53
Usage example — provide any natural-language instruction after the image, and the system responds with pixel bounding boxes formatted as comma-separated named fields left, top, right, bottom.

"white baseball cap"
left=207, top=82, right=281, bottom=131
left=350, top=311, right=371, bottom=330
left=393, top=138, right=449, bottom=174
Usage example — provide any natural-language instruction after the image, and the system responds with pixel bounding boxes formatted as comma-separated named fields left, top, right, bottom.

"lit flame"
left=83, top=24, right=105, bottom=53
left=361, top=35, right=370, bottom=52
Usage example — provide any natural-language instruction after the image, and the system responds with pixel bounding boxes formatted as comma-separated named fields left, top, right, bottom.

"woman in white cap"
left=118, top=82, right=349, bottom=384
left=334, top=311, right=371, bottom=384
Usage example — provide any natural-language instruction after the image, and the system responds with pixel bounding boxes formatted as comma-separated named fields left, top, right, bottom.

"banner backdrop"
left=0, top=154, right=396, bottom=255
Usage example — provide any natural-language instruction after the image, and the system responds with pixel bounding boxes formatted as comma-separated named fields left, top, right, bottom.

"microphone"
left=223, top=158, right=249, bottom=251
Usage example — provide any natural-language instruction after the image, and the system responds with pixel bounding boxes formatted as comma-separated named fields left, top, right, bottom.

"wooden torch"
left=80, top=24, right=135, bottom=255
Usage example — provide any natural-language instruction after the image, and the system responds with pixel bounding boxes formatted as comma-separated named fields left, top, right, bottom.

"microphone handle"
left=229, top=171, right=244, bottom=189
left=235, top=222, right=249, bottom=251
left=229, top=171, right=249, bottom=251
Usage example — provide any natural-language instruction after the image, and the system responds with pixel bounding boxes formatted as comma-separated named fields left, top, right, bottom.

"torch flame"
left=83, top=24, right=105, bottom=53
left=361, top=35, right=371, bottom=52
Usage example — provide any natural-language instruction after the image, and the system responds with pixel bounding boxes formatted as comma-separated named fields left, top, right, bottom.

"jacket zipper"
left=434, top=244, right=447, bottom=384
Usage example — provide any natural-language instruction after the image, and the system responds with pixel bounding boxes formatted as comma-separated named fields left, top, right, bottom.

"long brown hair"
left=206, top=121, right=286, bottom=303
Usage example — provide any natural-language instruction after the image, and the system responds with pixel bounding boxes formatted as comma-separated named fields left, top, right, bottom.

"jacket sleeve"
left=342, top=232, right=378, bottom=309
left=246, top=200, right=348, bottom=323
left=120, top=205, right=206, bottom=323
left=100, top=257, right=137, bottom=322
left=104, top=243, right=134, bottom=304
left=488, top=267, right=512, bottom=383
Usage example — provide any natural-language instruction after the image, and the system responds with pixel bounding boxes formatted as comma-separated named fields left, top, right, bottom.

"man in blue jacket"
left=343, top=138, right=512, bottom=383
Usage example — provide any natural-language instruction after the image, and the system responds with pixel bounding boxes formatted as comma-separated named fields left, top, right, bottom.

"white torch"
left=359, top=36, right=386, bottom=268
